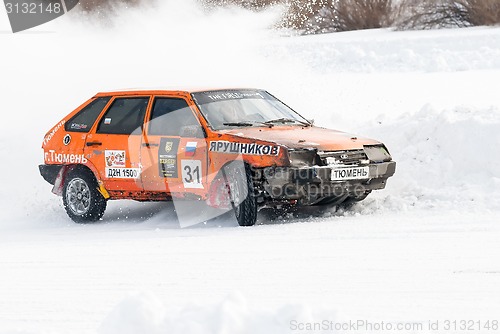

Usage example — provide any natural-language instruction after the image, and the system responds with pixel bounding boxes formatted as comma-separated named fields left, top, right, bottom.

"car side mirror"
left=308, top=119, right=315, bottom=125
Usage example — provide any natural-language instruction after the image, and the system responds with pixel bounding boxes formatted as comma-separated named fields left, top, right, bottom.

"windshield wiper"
left=222, top=122, right=254, bottom=127
left=264, top=118, right=311, bottom=127
left=223, top=121, right=274, bottom=128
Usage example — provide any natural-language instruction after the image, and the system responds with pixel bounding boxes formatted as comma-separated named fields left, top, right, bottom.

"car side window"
left=97, top=97, right=149, bottom=135
left=149, top=97, right=202, bottom=137
left=65, top=97, right=111, bottom=133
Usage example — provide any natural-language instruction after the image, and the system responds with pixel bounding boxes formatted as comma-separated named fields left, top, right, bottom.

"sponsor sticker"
left=209, top=141, right=279, bottom=156
left=43, top=120, right=65, bottom=145
left=63, top=134, right=71, bottom=146
left=192, top=90, right=266, bottom=105
left=105, top=168, right=140, bottom=179
left=44, top=150, right=88, bottom=164
left=159, top=138, right=180, bottom=178
left=105, top=150, right=126, bottom=167
left=104, top=118, right=112, bottom=125
left=206, top=91, right=264, bottom=102
left=70, top=123, right=88, bottom=130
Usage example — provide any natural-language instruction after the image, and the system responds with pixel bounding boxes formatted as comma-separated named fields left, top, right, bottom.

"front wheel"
left=62, top=169, right=106, bottom=223
left=224, top=163, right=257, bottom=227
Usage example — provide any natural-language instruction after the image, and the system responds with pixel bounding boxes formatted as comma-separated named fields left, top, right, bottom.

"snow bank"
left=99, top=292, right=333, bottom=334
left=267, top=27, right=500, bottom=73
left=353, top=104, right=500, bottom=214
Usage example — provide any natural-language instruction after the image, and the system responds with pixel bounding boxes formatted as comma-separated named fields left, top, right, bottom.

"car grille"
left=317, top=149, right=368, bottom=166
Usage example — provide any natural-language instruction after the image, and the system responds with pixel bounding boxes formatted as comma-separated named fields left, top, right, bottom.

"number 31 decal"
left=181, top=160, right=204, bottom=189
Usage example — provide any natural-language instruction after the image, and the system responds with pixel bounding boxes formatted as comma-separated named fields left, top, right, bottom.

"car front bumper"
left=261, top=161, right=396, bottom=205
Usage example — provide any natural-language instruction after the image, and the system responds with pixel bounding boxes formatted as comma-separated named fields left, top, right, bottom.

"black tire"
left=62, top=168, right=107, bottom=223
left=223, top=163, right=257, bottom=227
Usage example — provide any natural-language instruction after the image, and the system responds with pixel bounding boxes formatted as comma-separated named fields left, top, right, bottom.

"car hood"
left=220, top=125, right=381, bottom=151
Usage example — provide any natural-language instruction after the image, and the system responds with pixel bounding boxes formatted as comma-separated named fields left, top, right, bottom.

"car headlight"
left=288, top=149, right=318, bottom=167
left=364, top=145, right=392, bottom=163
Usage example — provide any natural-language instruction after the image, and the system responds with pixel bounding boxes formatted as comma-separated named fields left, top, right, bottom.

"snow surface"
left=1, top=1, right=500, bottom=333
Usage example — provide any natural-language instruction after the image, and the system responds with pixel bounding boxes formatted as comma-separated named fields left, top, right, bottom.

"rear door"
left=140, top=96, right=207, bottom=195
left=61, top=96, right=111, bottom=162
left=84, top=96, right=150, bottom=192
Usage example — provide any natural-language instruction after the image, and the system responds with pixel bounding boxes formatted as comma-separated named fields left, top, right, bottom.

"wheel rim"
left=228, top=171, right=242, bottom=217
left=66, top=178, right=91, bottom=215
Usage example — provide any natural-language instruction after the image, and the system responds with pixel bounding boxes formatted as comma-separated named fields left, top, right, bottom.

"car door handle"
left=142, top=142, right=159, bottom=147
left=86, top=141, right=102, bottom=147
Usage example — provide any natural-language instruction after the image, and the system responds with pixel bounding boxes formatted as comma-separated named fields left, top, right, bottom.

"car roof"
left=94, top=87, right=261, bottom=97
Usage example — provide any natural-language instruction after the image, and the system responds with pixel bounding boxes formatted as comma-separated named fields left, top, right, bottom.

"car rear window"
left=96, top=97, right=149, bottom=135
left=65, top=97, right=111, bottom=133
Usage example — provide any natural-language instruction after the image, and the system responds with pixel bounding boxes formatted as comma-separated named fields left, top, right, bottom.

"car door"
left=84, top=96, right=150, bottom=192
left=140, top=96, right=207, bottom=195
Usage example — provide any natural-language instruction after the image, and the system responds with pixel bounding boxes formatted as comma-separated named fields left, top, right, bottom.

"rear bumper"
left=262, top=161, right=396, bottom=205
left=39, top=164, right=63, bottom=185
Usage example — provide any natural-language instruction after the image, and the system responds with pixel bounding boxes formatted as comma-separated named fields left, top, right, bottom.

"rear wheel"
left=62, top=169, right=106, bottom=223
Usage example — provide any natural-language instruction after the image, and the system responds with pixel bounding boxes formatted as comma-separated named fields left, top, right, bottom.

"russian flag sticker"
left=185, top=142, right=197, bottom=156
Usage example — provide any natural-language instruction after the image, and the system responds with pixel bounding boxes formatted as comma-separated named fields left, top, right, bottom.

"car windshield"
left=191, top=90, right=310, bottom=130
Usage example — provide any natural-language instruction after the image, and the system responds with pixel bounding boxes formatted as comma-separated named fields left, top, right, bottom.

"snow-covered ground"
left=1, top=1, right=500, bottom=333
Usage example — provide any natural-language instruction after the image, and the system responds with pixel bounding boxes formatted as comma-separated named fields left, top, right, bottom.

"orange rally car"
left=39, top=88, right=396, bottom=226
